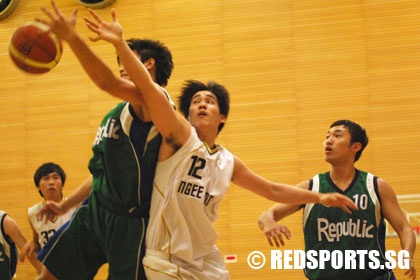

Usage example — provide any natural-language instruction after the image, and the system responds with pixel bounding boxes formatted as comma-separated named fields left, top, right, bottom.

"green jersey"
left=41, top=101, right=165, bottom=279
left=303, top=170, right=395, bottom=280
left=88, top=102, right=161, bottom=215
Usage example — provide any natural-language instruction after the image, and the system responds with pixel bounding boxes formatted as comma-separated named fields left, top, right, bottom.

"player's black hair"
left=330, top=119, right=369, bottom=162
left=178, top=80, right=230, bottom=134
left=117, top=38, right=174, bottom=87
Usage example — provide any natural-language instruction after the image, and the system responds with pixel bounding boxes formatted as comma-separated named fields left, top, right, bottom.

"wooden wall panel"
left=0, top=0, right=418, bottom=279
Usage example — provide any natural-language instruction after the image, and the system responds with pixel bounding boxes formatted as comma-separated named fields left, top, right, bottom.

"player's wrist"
left=58, top=200, right=69, bottom=213
left=65, top=31, right=81, bottom=44
left=317, top=193, right=324, bottom=204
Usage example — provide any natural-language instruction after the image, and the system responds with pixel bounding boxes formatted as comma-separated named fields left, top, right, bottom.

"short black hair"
left=330, top=120, right=369, bottom=162
left=178, top=80, right=230, bottom=133
left=117, top=38, right=174, bottom=87
left=34, top=162, right=66, bottom=187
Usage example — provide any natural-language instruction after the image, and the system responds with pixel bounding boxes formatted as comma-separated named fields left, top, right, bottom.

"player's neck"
left=195, top=126, right=217, bottom=148
left=329, top=164, right=357, bottom=191
left=44, top=194, right=63, bottom=203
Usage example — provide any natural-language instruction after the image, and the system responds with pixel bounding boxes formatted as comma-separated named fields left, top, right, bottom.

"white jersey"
left=28, top=199, right=76, bottom=248
left=145, top=127, right=234, bottom=278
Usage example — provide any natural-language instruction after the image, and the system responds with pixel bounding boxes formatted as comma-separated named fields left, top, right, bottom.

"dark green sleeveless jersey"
left=0, top=211, right=17, bottom=280
left=88, top=102, right=162, bottom=216
left=303, top=170, right=395, bottom=280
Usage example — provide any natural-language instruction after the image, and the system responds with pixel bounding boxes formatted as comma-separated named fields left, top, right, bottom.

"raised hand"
left=38, top=0, right=78, bottom=42
left=84, top=8, right=123, bottom=45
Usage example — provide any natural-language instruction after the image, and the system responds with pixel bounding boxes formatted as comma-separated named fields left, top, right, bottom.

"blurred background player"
left=0, top=210, right=42, bottom=279
left=259, top=119, right=416, bottom=280
left=26, top=163, right=77, bottom=260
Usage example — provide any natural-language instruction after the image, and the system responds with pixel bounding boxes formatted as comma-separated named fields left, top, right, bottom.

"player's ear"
left=351, top=142, right=362, bottom=152
left=144, top=58, right=155, bottom=70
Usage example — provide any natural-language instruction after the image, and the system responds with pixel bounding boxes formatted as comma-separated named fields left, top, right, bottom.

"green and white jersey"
left=303, top=170, right=394, bottom=280
left=40, top=101, right=166, bottom=280
left=0, top=211, right=17, bottom=280
left=88, top=102, right=162, bottom=216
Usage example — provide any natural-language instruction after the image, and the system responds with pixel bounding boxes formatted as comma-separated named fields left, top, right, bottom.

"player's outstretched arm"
left=258, top=181, right=311, bottom=247
left=232, top=156, right=358, bottom=213
left=84, top=8, right=190, bottom=147
left=38, top=0, right=144, bottom=106
left=379, top=179, right=416, bottom=280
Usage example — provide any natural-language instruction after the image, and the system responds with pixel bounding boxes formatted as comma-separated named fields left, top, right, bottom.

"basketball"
left=9, top=21, right=63, bottom=74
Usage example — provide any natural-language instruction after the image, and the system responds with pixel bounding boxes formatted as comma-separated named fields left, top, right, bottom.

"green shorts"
left=41, top=197, right=147, bottom=280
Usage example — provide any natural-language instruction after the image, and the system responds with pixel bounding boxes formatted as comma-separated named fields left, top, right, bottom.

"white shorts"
left=143, top=249, right=229, bottom=280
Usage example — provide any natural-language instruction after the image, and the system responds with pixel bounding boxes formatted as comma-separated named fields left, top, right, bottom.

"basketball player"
left=258, top=120, right=417, bottom=280
left=85, top=10, right=358, bottom=279
left=0, top=210, right=42, bottom=279
left=25, top=163, right=77, bottom=256
left=34, top=1, right=174, bottom=279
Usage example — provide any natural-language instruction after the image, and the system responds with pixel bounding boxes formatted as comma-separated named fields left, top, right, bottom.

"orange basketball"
left=9, top=21, right=63, bottom=74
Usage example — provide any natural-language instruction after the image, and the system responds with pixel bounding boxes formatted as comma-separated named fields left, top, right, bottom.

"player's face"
left=323, top=125, right=354, bottom=164
left=188, top=91, right=226, bottom=135
left=38, top=172, right=63, bottom=201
